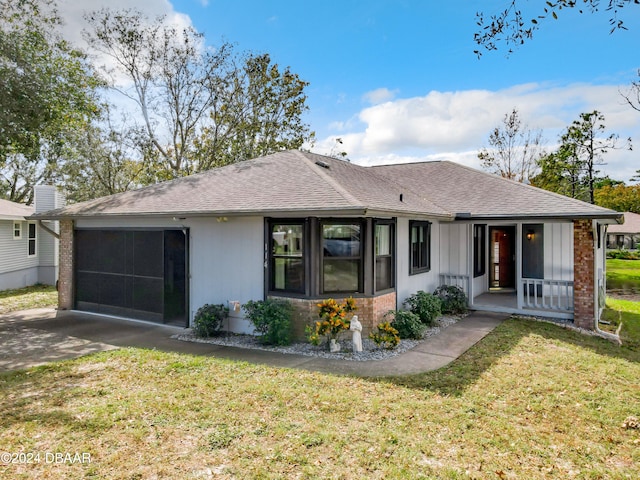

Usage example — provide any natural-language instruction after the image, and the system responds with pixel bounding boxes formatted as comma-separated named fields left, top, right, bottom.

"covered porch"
left=440, top=274, right=575, bottom=320
left=438, top=217, right=614, bottom=330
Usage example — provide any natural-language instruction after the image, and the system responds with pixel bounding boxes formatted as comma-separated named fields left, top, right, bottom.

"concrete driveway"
left=0, top=308, right=506, bottom=376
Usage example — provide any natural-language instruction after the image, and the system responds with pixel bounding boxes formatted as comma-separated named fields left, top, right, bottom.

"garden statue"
left=350, top=315, right=363, bottom=352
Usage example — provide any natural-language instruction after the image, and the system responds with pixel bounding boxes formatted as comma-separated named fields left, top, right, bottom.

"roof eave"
left=454, top=212, right=623, bottom=222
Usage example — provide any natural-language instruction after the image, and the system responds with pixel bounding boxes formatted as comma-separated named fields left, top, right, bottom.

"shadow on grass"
left=379, top=317, right=640, bottom=397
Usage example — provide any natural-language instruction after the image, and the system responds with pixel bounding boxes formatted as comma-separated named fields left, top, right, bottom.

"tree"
left=477, top=108, right=544, bottom=182
left=474, top=0, right=639, bottom=56
left=622, top=69, right=640, bottom=112
left=531, top=111, right=631, bottom=203
left=84, top=9, right=312, bottom=179
left=0, top=0, right=101, bottom=202
left=594, top=183, right=640, bottom=212
left=60, top=108, right=160, bottom=203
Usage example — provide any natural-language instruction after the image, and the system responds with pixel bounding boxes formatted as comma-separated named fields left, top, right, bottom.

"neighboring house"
left=33, top=151, right=621, bottom=337
left=0, top=186, right=63, bottom=290
left=606, top=212, right=640, bottom=250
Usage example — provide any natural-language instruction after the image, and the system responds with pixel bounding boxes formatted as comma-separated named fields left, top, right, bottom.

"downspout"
left=38, top=220, right=60, bottom=240
left=592, top=221, right=622, bottom=344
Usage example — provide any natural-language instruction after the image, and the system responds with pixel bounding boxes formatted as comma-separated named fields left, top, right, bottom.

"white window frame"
left=13, top=221, right=22, bottom=239
left=27, top=222, right=37, bottom=257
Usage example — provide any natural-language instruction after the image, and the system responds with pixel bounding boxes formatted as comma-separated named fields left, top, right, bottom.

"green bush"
left=243, top=299, right=293, bottom=346
left=403, top=291, right=442, bottom=326
left=607, top=249, right=640, bottom=260
left=433, top=285, right=468, bottom=314
left=369, top=322, right=400, bottom=349
left=386, top=310, right=425, bottom=339
left=193, top=304, right=228, bottom=337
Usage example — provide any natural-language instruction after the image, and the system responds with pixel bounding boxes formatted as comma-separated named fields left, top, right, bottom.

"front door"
left=489, top=226, right=515, bottom=289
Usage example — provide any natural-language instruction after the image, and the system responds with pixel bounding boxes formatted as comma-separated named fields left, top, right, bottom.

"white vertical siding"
left=544, top=222, right=573, bottom=281
left=439, top=223, right=469, bottom=276
left=395, top=217, right=442, bottom=308
left=188, top=216, right=264, bottom=333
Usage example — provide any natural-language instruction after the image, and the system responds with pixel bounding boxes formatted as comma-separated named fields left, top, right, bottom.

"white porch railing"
left=521, top=278, right=574, bottom=311
left=439, top=274, right=470, bottom=296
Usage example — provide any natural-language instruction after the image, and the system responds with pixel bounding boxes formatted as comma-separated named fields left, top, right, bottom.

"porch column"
left=573, top=219, right=595, bottom=330
left=58, top=219, right=74, bottom=310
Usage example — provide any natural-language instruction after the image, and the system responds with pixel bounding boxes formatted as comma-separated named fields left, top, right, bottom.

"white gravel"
left=172, top=314, right=463, bottom=362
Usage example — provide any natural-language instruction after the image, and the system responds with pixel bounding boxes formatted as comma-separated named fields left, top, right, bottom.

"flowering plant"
left=307, top=297, right=357, bottom=347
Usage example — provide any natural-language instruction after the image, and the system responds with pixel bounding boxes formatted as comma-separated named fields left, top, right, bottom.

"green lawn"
left=0, top=284, right=57, bottom=315
left=606, top=258, right=640, bottom=292
left=1, top=319, right=639, bottom=479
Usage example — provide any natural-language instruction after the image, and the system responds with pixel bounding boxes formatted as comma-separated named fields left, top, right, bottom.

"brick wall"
left=273, top=292, right=397, bottom=341
left=573, top=219, right=595, bottom=330
left=58, top=219, right=74, bottom=310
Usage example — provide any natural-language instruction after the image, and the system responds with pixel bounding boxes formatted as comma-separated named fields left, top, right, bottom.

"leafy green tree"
left=84, top=9, right=312, bottom=179
left=60, top=108, right=161, bottom=203
left=531, top=111, right=631, bottom=203
left=594, top=184, right=640, bottom=212
left=474, top=0, right=638, bottom=56
left=0, top=0, right=102, bottom=202
left=478, top=108, right=545, bottom=182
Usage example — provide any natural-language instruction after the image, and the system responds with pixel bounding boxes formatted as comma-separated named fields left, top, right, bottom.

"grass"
left=1, top=319, right=639, bottom=479
left=0, top=284, right=57, bottom=315
left=606, top=258, right=640, bottom=292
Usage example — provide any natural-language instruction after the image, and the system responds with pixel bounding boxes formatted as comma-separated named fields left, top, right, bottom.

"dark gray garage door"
left=74, top=229, right=188, bottom=326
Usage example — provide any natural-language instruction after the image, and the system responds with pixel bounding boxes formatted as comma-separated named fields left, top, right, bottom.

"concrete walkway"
left=0, top=308, right=506, bottom=377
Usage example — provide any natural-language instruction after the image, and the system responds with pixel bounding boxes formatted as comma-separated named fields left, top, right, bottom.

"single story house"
left=606, top=212, right=640, bottom=250
left=32, top=150, right=621, bottom=337
left=0, top=186, right=63, bottom=290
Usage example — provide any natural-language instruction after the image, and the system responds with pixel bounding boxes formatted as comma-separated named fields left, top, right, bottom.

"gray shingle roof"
left=608, top=212, right=640, bottom=234
left=373, top=160, right=620, bottom=220
left=0, top=199, right=33, bottom=220
left=33, top=150, right=620, bottom=221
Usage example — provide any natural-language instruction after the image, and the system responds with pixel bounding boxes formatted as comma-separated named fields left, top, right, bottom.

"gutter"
left=592, top=221, right=622, bottom=345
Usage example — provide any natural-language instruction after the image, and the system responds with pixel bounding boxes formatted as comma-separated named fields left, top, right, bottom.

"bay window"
left=322, top=222, right=362, bottom=293
left=270, top=222, right=305, bottom=293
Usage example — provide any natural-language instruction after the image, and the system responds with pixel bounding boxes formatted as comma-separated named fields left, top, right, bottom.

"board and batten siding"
left=544, top=222, right=573, bottom=281
left=395, top=217, right=443, bottom=308
left=188, top=216, right=264, bottom=334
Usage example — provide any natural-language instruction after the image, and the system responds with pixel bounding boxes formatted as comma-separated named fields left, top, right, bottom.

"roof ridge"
left=292, top=151, right=364, bottom=208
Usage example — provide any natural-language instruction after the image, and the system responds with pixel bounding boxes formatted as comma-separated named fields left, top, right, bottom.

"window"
left=270, top=223, right=305, bottom=293
left=27, top=222, right=36, bottom=256
left=473, top=224, right=486, bottom=277
left=13, top=222, right=22, bottom=239
left=322, top=222, right=362, bottom=293
left=375, top=222, right=394, bottom=291
left=409, top=221, right=431, bottom=274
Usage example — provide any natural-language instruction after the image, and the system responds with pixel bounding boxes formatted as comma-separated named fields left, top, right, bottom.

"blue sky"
left=59, top=0, right=639, bottom=181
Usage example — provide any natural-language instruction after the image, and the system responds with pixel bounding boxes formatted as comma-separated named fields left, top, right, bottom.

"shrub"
left=307, top=297, right=357, bottom=347
left=193, top=303, right=228, bottom=337
left=433, top=285, right=468, bottom=314
left=403, top=291, right=442, bottom=326
left=243, top=299, right=293, bottom=346
left=369, top=322, right=400, bottom=349
left=607, top=249, right=640, bottom=260
left=386, top=310, right=425, bottom=339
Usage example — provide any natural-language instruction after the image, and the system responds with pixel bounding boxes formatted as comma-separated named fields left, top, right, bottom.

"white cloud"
left=315, top=82, right=640, bottom=182
left=56, top=0, right=188, bottom=50
left=362, top=87, right=398, bottom=105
